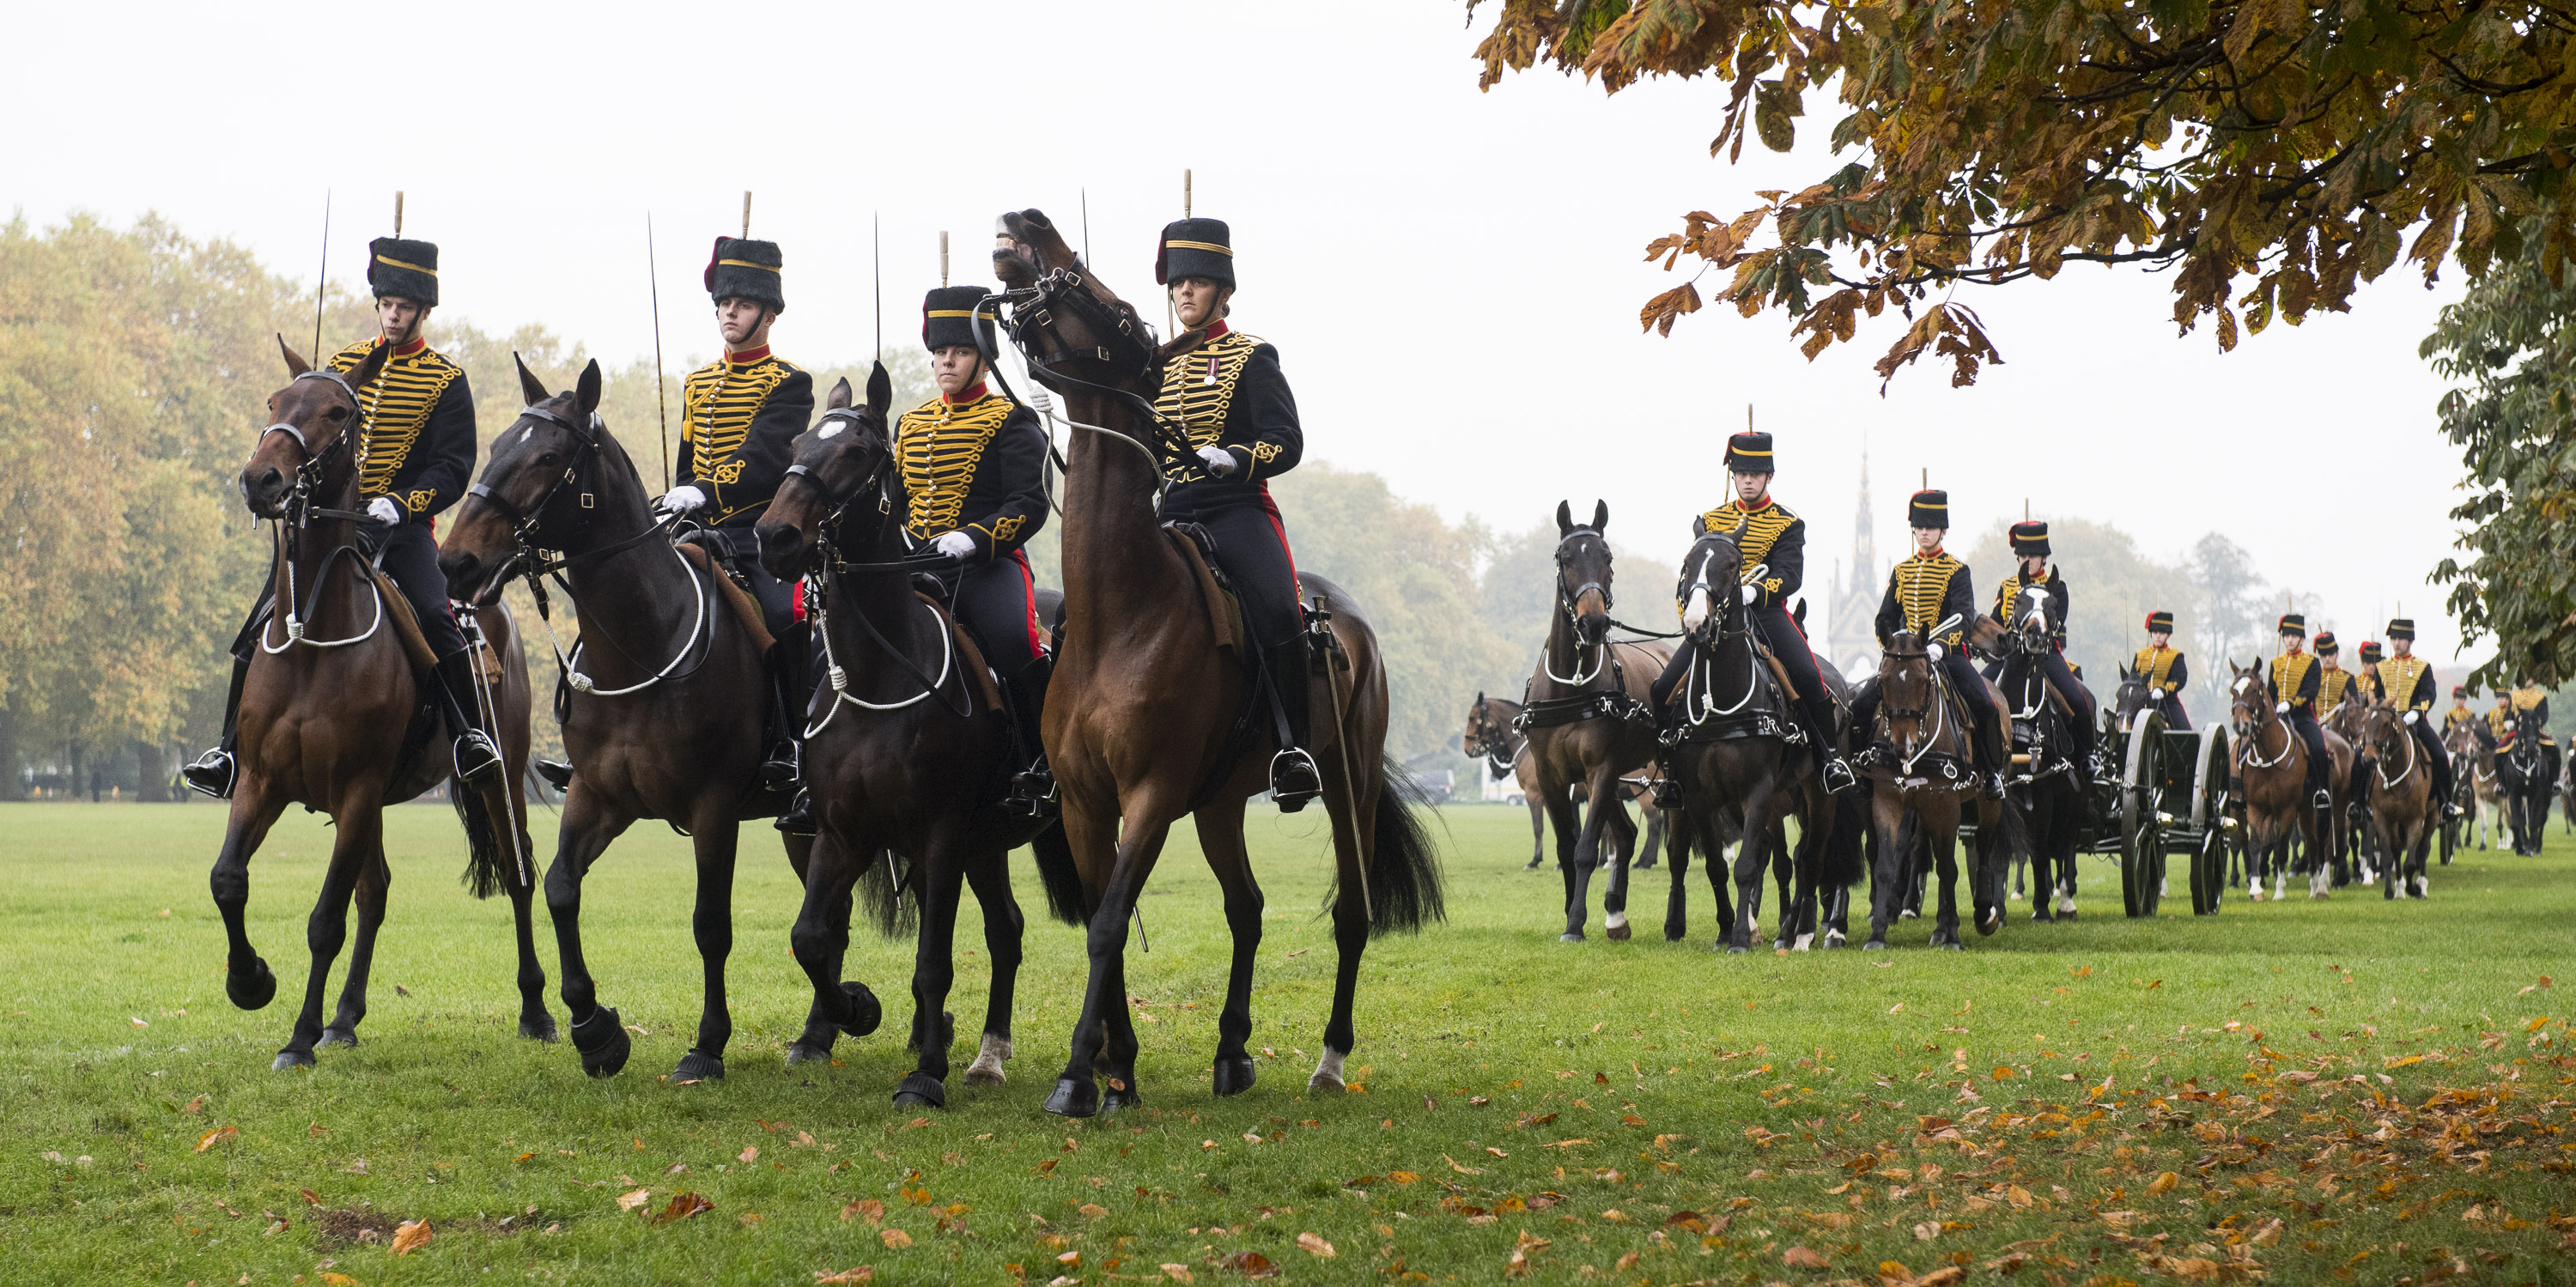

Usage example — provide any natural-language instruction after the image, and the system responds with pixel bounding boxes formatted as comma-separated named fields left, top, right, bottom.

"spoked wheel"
left=2188, top=725, right=2230, bottom=915
left=2120, top=712, right=2167, bottom=917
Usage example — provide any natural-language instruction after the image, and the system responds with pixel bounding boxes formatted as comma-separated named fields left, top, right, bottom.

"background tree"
left=1470, top=0, right=2576, bottom=388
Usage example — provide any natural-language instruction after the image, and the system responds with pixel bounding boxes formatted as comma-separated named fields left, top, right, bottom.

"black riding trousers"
left=950, top=550, right=1046, bottom=678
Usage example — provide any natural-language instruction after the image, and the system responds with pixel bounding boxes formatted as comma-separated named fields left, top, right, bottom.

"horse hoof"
left=1726, top=943, right=1750, bottom=955
left=836, top=981, right=883, bottom=1039
left=1823, top=932, right=1847, bottom=950
left=1604, top=922, right=1631, bottom=941
left=1213, top=1055, right=1258, bottom=1096
left=1899, top=909, right=1919, bottom=920
left=1559, top=932, right=1585, bottom=943
left=318, top=1026, right=358, bottom=1049
left=784, top=1041, right=834, bottom=1066
left=1861, top=938, right=1886, bottom=951
left=570, top=1006, right=631, bottom=1078
left=2030, top=908, right=2052, bottom=922
left=893, top=1071, right=947, bottom=1109
left=227, top=959, right=278, bottom=1011
left=1044, top=1077, right=1099, bottom=1118
left=1941, top=941, right=1965, bottom=952
left=671, top=1048, right=726, bottom=1084
left=964, top=1034, right=1012, bottom=1085
left=272, top=1047, right=315, bottom=1071
left=1102, top=1084, right=1144, bottom=1113
left=519, top=1013, right=561, bottom=1043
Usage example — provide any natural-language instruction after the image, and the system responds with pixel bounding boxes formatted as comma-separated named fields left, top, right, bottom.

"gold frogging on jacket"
left=325, top=338, right=463, bottom=503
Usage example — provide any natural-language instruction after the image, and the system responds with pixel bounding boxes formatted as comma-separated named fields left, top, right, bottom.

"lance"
left=311, top=190, right=331, bottom=362
left=742, top=190, right=752, bottom=239
left=648, top=213, right=671, bottom=492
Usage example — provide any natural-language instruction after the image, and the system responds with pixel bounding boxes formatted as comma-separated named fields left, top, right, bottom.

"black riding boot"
left=430, top=649, right=505, bottom=783
left=181, top=654, right=252, bottom=800
left=1267, top=638, right=1323, bottom=812
left=1002, top=657, right=1059, bottom=816
left=1649, top=649, right=1693, bottom=807
left=1801, top=691, right=1858, bottom=794
left=1972, top=706, right=2008, bottom=798
left=772, top=624, right=818, bottom=836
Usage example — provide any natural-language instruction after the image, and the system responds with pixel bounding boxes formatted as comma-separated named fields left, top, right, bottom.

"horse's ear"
left=1474, top=690, right=1485, bottom=706
left=1691, top=515, right=1708, bottom=537
left=826, top=376, right=854, bottom=412
left=866, top=361, right=894, bottom=417
left=1592, top=500, right=1610, bottom=533
left=514, top=352, right=550, bottom=406
left=1555, top=501, right=1574, bottom=535
left=340, top=335, right=390, bottom=391
left=1730, top=516, right=1748, bottom=542
left=575, top=359, right=603, bottom=417
left=277, top=333, right=312, bottom=377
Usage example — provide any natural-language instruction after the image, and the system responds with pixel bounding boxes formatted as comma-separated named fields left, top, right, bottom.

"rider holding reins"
left=1985, top=521, right=2095, bottom=769
left=2265, top=614, right=2333, bottom=812
left=2373, top=617, right=2462, bottom=819
left=2134, top=611, right=2190, bottom=729
left=183, top=232, right=501, bottom=798
left=1850, top=489, right=2007, bottom=798
left=2313, top=632, right=2358, bottom=716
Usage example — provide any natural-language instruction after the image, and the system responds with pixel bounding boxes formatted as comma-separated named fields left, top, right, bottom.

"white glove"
left=366, top=496, right=403, bottom=525
left=1927, top=641, right=1946, bottom=662
left=2275, top=701, right=2290, bottom=714
left=657, top=484, right=708, bottom=515
left=932, top=531, right=977, bottom=561
left=1739, top=585, right=1759, bottom=605
left=2403, top=710, right=2419, bottom=725
left=1196, top=445, right=1238, bottom=477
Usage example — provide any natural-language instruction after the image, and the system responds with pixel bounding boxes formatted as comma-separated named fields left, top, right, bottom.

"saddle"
left=1162, top=522, right=1339, bottom=807
left=674, top=537, right=777, bottom=654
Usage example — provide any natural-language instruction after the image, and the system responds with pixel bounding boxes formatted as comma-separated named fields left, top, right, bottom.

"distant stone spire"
left=1852, top=435, right=1874, bottom=579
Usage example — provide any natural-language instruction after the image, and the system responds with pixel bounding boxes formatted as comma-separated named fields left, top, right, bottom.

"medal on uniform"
left=1203, top=355, right=1218, bottom=386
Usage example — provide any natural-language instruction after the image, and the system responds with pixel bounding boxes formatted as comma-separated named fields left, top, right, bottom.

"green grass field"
left=4, top=800, right=2572, bottom=1285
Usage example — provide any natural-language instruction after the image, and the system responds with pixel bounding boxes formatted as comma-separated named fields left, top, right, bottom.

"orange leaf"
left=1783, top=1245, right=1831, bottom=1268
left=1297, top=1231, right=1336, bottom=1258
left=617, top=1188, right=652, bottom=1211
left=195, top=1126, right=238, bottom=1152
left=813, top=1268, right=875, bottom=1284
left=878, top=1227, right=913, bottom=1249
left=842, top=1198, right=885, bottom=1224
left=1222, top=1250, right=1279, bottom=1278
left=390, top=1219, right=433, bottom=1256
left=653, top=1192, right=713, bottom=1224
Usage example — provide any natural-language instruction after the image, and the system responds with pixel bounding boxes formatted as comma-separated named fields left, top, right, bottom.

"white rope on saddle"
left=260, top=531, right=386, bottom=653
left=538, top=540, right=711, bottom=697
left=2376, top=718, right=2419, bottom=790
left=804, top=596, right=958, bottom=737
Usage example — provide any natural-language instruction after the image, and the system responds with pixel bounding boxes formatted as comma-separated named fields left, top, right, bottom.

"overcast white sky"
left=6, top=2, right=2486, bottom=667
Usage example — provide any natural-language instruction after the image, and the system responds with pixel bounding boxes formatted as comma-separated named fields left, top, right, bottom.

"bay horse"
left=1662, top=519, right=1860, bottom=952
left=1986, top=585, right=2092, bottom=921
left=1856, top=632, right=2013, bottom=949
left=439, top=357, right=847, bottom=1083
left=2226, top=663, right=2344, bottom=900
left=1463, top=694, right=1667, bottom=873
left=2500, top=707, right=2551, bottom=855
left=2352, top=695, right=2434, bottom=899
left=216, top=338, right=545, bottom=1071
left=1520, top=501, right=1673, bottom=941
left=755, top=368, right=1066, bottom=1108
left=988, top=209, right=1443, bottom=1117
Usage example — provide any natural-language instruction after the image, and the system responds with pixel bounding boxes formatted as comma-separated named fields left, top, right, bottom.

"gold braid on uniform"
left=1993, top=569, right=2046, bottom=620
left=2375, top=657, right=2429, bottom=710
left=894, top=393, right=1016, bottom=540
left=2271, top=653, right=2317, bottom=703
left=1153, top=330, right=1262, bottom=480
left=1697, top=500, right=1796, bottom=598
left=2318, top=669, right=2353, bottom=712
left=1892, top=555, right=1965, bottom=643
left=2134, top=646, right=2179, bottom=693
left=327, top=339, right=463, bottom=511
left=683, top=357, right=797, bottom=486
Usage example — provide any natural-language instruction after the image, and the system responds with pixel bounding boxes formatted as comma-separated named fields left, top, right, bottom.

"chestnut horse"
left=756, top=368, right=1067, bottom=1108
left=990, top=209, right=1442, bottom=1118
left=2353, top=695, right=2434, bottom=899
left=2227, top=663, right=2345, bottom=900
left=439, top=358, right=851, bottom=1083
left=215, top=339, right=544, bottom=1071
left=1857, top=632, right=2013, bottom=949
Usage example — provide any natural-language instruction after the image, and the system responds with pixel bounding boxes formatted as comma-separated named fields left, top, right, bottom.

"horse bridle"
left=465, top=401, right=625, bottom=577
left=257, top=369, right=374, bottom=530
left=785, top=410, right=977, bottom=721
left=1674, top=534, right=1766, bottom=721
left=1876, top=642, right=1955, bottom=773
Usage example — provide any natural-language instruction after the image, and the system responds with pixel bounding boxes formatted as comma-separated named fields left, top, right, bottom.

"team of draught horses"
left=204, top=210, right=1443, bottom=1115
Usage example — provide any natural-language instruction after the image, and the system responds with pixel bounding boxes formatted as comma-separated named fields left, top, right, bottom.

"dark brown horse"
left=1463, top=694, right=1666, bottom=873
left=1522, top=501, right=1672, bottom=941
left=215, top=339, right=545, bottom=1070
left=439, top=358, right=846, bottom=1082
left=1858, top=633, right=2012, bottom=949
left=990, top=209, right=1443, bottom=1118
left=2353, top=695, right=2435, bottom=899
left=2227, top=662, right=2341, bottom=900
left=755, top=368, right=1063, bottom=1107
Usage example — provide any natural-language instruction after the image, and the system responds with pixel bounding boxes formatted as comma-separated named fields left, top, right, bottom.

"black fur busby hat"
left=705, top=237, right=785, bottom=313
left=2144, top=610, right=2175, bottom=634
left=2009, top=520, right=2050, bottom=557
left=366, top=237, right=439, bottom=307
left=2386, top=617, right=2416, bottom=640
left=2359, top=640, right=2384, bottom=664
left=2277, top=613, right=2307, bottom=637
left=2452, top=684, right=2469, bottom=698
left=1156, top=218, right=1234, bottom=288
left=1908, top=489, right=1948, bottom=530
left=1724, top=431, right=1773, bottom=473
left=2312, top=630, right=2339, bottom=656
left=921, top=285, right=998, bottom=355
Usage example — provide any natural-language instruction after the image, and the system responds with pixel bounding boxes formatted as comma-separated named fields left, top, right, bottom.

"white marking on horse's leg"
left=1604, top=910, right=1628, bottom=931
left=1309, top=1046, right=1349, bottom=1094
left=963, top=1033, right=1012, bottom=1085
left=1793, top=932, right=1814, bottom=951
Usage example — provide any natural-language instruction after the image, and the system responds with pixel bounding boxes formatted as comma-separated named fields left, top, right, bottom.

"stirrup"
left=1820, top=754, right=1859, bottom=796
left=759, top=745, right=799, bottom=792
left=1269, top=748, right=1323, bottom=813
left=1650, top=776, right=1684, bottom=810
left=1981, top=769, right=2007, bottom=800
left=1007, top=765, right=1060, bottom=818
left=181, top=748, right=237, bottom=801
left=2312, top=788, right=2333, bottom=810
left=775, top=790, right=817, bottom=837
left=532, top=757, right=573, bottom=791
left=453, top=730, right=503, bottom=783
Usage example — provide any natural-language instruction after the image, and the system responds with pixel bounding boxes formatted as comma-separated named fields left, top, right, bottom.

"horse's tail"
left=855, top=848, right=920, bottom=938
left=1029, top=822, right=1091, bottom=927
left=1821, top=786, right=1866, bottom=889
left=1358, top=756, right=1447, bottom=937
left=450, top=776, right=511, bottom=901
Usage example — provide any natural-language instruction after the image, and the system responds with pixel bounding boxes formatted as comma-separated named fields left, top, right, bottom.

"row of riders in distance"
left=179, top=207, right=1455, bottom=1119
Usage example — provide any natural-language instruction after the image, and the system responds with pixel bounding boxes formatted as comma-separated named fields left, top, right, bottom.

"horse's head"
left=757, top=366, right=896, bottom=580
left=1462, top=694, right=1500, bottom=759
left=1675, top=516, right=1746, bottom=645
left=2227, top=660, right=2268, bottom=738
left=1552, top=499, right=1615, bottom=647
left=2355, top=694, right=2407, bottom=766
left=990, top=209, right=1161, bottom=402
left=240, top=336, right=389, bottom=518
left=2111, top=663, right=2154, bottom=733
left=2008, top=583, right=2053, bottom=650
left=438, top=355, right=606, bottom=604
left=1877, top=630, right=1935, bottom=756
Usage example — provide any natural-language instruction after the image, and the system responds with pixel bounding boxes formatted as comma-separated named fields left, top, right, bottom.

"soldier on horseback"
left=2314, top=632, right=2358, bottom=716
left=2444, top=684, right=2476, bottom=738
left=1151, top=217, right=1322, bottom=809
left=184, top=234, right=501, bottom=798
left=1648, top=430, right=1857, bottom=793
left=2265, top=614, right=2333, bottom=811
left=1986, top=520, right=2094, bottom=768
left=1850, top=489, right=2006, bottom=798
left=658, top=236, right=815, bottom=792
left=2512, top=675, right=2559, bottom=790
left=2134, top=610, right=2190, bottom=729
left=2352, top=640, right=2385, bottom=700
left=2375, top=618, right=2462, bottom=820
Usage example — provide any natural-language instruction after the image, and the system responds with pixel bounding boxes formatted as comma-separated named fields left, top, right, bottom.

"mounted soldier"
left=660, top=236, right=815, bottom=792
left=2512, top=674, right=2559, bottom=789
left=1649, top=429, right=1856, bottom=793
left=2352, top=640, right=2385, bottom=701
left=2374, top=618, right=2462, bottom=820
left=1151, top=216, right=1321, bottom=808
left=1850, top=489, right=2005, bottom=798
left=2264, top=614, right=2332, bottom=812
left=184, top=233, right=499, bottom=798
left=1985, top=520, right=2093, bottom=768
left=2443, top=684, right=2476, bottom=738
left=2133, top=610, right=2190, bottom=729
left=2313, top=632, right=2358, bottom=717
left=891, top=284, right=1054, bottom=810
left=2487, top=687, right=2517, bottom=750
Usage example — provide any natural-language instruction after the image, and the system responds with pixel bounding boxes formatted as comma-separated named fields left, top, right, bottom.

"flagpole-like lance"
left=742, top=191, right=752, bottom=239
left=872, top=212, right=883, bottom=363
left=1081, top=187, right=1091, bottom=266
left=312, top=190, right=331, bottom=362
left=940, top=230, right=950, bottom=288
left=393, top=190, right=404, bottom=238
left=648, top=213, right=671, bottom=493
